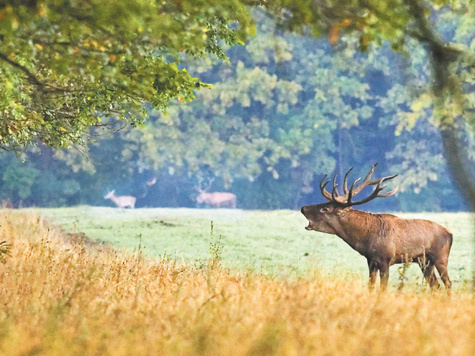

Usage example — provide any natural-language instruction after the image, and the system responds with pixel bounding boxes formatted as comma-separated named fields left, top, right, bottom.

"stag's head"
left=104, top=190, right=115, bottom=199
left=195, top=178, right=214, bottom=203
left=301, top=164, right=398, bottom=233
left=196, top=189, right=207, bottom=203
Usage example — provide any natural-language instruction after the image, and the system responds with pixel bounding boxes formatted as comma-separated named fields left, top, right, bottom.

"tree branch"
left=0, top=50, right=81, bottom=94
left=0, top=50, right=44, bottom=87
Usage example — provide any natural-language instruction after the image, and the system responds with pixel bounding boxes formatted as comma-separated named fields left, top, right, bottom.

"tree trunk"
left=429, top=44, right=475, bottom=291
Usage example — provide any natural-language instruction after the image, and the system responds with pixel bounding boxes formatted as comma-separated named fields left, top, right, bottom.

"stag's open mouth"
left=305, top=223, right=313, bottom=231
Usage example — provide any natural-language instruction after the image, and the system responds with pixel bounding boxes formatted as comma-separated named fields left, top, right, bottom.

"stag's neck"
left=330, top=209, right=386, bottom=256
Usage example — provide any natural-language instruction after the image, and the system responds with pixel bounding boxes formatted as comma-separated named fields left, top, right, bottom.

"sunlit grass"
left=0, top=210, right=474, bottom=355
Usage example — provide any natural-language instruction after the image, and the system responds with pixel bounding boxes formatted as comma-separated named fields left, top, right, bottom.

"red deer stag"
left=104, top=190, right=136, bottom=209
left=196, top=178, right=237, bottom=208
left=301, top=164, right=453, bottom=290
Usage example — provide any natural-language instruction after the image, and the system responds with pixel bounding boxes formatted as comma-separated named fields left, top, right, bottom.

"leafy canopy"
left=0, top=0, right=253, bottom=149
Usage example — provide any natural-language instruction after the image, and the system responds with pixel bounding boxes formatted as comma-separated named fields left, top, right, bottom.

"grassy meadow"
left=0, top=208, right=474, bottom=355
left=35, top=206, right=474, bottom=288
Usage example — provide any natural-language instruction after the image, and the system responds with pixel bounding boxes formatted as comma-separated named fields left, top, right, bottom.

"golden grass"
left=0, top=211, right=474, bottom=356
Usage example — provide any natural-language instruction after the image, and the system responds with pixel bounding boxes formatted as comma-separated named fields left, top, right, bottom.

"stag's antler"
left=196, top=177, right=215, bottom=192
left=320, top=163, right=398, bottom=207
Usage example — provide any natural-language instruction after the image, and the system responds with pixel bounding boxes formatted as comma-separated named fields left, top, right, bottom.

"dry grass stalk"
left=0, top=211, right=474, bottom=356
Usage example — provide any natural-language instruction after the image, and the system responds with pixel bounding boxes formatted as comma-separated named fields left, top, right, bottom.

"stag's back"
left=376, top=213, right=452, bottom=259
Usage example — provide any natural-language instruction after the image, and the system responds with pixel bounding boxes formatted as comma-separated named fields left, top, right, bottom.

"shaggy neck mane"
left=331, top=209, right=393, bottom=249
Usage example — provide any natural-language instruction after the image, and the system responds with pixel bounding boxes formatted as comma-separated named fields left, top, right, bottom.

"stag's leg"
left=435, top=237, right=453, bottom=289
left=435, top=261, right=452, bottom=289
left=367, top=260, right=378, bottom=291
left=379, top=261, right=390, bottom=291
left=419, top=262, right=440, bottom=289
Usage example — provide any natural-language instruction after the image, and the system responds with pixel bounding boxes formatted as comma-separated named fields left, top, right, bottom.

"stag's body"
left=197, top=191, right=237, bottom=208
left=104, top=190, right=136, bottom=209
left=195, top=178, right=237, bottom=208
left=301, top=164, right=453, bottom=290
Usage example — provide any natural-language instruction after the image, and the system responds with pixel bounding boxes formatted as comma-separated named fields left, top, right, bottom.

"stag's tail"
left=437, top=229, right=453, bottom=267
left=447, top=231, right=453, bottom=254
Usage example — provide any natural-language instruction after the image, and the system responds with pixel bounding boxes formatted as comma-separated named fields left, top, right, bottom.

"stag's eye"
left=320, top=207, right=329, bottom=212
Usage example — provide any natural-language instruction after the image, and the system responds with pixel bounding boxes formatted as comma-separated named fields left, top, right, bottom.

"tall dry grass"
left=0, top=211, right=474, bottom=356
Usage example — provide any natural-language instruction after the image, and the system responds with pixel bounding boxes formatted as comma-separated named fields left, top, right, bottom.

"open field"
left=34, top=206, right=474, bottom=289
left=0, top=210, right=474, bottom=356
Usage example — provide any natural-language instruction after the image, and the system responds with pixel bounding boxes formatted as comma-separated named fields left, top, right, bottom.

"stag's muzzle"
left=300, top=206, right=313, bottom=230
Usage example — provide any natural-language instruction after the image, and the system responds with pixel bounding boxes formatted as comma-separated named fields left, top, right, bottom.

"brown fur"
left=301, top=203, right=453, bottom=290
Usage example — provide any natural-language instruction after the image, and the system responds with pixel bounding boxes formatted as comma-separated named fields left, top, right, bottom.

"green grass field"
left=33, top=206, right=474, bottom=289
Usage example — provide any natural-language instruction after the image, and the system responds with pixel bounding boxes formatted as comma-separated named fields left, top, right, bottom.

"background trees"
left=261, top=0, right=475, bottom=209
left=0, top=1, right=473, bottom=211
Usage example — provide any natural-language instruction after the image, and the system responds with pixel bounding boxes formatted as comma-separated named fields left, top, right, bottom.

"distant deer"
left=301, top=164, right=453, bottom=290
left=196, top=178, right=237, bottom=209
left=146, top=177, right=157, bottom=187
left=104, top=190, right=136, bottom=209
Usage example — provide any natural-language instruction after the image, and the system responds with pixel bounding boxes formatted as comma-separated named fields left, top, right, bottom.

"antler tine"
left=373, top=175, right=398, bottom=198
left=196, top=177, right=203, bottom=191
left=347, top=178, right=386, bottom=206
left=332, top=174, right=340, bottom=198
left=342, top=167, right=353, bottom=195
left=346, top=178, right=361, bottom=205
left=331, top=182, right=340, bottom=201
left=320, top=174, right=328, bottom=185
left=205, top=177, right=215, bottom=192
left=350, top=163, right=400, bottom=198
left=319, top=174, right=334, bottom=201
left=366, top=163, right=378, bottom=178
left=330, top=174, right=351, bottom=203
left=349, top=163, right=380, bottom=196
left=378, top=186, right=399, bottom=197
left=382, top=174, right=398, bottom=182
left=346, top=175, right=399, bottom=207
left=320, top=172, right=352, bottom=203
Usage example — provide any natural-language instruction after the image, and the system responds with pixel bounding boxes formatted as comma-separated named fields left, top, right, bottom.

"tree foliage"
left=0, top=0, right=252, bottom=149
left=0, top=8, right=470, bottom=211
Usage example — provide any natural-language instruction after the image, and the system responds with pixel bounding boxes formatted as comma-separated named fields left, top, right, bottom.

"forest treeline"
left=0, top=10, right=473, bottom=212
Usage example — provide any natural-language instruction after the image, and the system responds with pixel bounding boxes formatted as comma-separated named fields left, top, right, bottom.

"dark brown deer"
left=301, top=164, right=453, bottom=290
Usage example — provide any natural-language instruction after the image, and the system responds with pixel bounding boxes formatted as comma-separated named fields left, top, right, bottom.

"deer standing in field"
left=301, top=164, right=453, bottom=290
left=195, top=178, right=237, bottom=208
left=104, top=190, right=136, bottom=209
